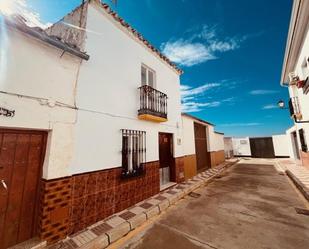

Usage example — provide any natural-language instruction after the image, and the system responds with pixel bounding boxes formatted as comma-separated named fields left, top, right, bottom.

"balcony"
left=289, top=97, right=302, bottom=120
left=138, top=85, right=168, bottom=122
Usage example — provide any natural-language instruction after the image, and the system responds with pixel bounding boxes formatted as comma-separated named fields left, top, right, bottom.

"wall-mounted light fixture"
left=277, top=100, right=287, bottom=109
left=277, top=100, right=309, bottom=123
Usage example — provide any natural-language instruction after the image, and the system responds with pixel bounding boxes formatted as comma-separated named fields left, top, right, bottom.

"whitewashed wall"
left=288, top=26, right=309, bottom=147
left=181, top=115, right=196, bottom=156
left=232, top=137, right=251, bottom=156
left=224, top=137, right=233, bottom=151
left=70, top=2, right=183, bottom=174
left=208, top=126, right=224, bottom=152
left=286, top=125, right=303, bottom=160
left=0, top=27, right=81, bottom=179
left=224, top=137, right=233, bottom=158
left=272, top=134, right=290, bottom=157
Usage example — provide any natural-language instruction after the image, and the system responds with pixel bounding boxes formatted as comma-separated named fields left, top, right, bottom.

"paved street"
left=116, top=161, right=309, bottom=249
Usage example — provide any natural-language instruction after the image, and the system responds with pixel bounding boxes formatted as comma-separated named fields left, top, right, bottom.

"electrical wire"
left=0, top=90, right=179, bottom=128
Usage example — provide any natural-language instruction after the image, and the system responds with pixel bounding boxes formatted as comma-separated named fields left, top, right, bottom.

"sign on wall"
left=0, top=107, right=15, bottom=117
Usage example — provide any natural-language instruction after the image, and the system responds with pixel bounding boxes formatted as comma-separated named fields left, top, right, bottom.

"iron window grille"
left=299, top=129, right=308, bottom=152
left=121, top=129, right=146, bottom=178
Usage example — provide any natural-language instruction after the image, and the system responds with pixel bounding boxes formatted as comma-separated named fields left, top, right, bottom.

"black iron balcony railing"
left=138, top=85, right=167, bottom=119
left=289, top=97, right=301, bottom=117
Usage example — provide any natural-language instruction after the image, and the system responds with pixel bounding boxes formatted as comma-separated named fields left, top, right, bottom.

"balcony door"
left=141, top=65, right=155, bottom=88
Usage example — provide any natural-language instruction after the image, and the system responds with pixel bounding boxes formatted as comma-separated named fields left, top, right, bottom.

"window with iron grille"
left=299, top=129, right=308, bottom=152
left=121, top=129, right=146, bottom=178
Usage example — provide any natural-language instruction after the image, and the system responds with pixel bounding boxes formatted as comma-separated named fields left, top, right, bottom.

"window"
left=299, top=129, right=308, bottom=152
left=240, top=140, right=247, bottom=144
left=141, top=65, right=155, bottom=88
left=121, top=129, right=146, bottom=178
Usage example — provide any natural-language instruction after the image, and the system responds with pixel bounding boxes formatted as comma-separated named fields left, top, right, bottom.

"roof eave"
left=181, top=113, right=215, bottom=127
left=281, top=0, right=309, bottom=85
left=4, top=17, right=90, bottom=61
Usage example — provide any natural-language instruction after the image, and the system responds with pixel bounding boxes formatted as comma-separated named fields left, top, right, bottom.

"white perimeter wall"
left=181, top=115, right=195, bottom=156
left=224, top=137, right=233, bottom=151
left=0, top=27, right=81, bottom=179
left=208, top=126, right=224, bottom=152
left=70, top=3, right=183, bottom=174
left=272, top=134, right=290, bottom=157
left=232, top=137, right=251, bottom=156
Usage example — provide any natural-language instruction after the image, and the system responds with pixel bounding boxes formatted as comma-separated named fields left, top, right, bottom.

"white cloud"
left=161, top=39, right=216, bottom=67
left=161, top=25, right=248, bottom=67
left=218, top=123, right=262, bottom=127
left=179, top=83, right=234, bottom=112
left=0, top=0, right=51, bottom=28
left=182, top=101, right=220, bottom=113
left=180, top=83, right=220, bottom=97
left=249, top=90, right=279, bottom=95
left=209, top=39, right=240, bottom=52
left=180, top=83, right=221, bottom=112
left=262, top=104, right=277, bottom=110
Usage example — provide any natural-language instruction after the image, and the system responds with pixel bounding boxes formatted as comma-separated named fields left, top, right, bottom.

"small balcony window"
left=141, top=65, right=155, bottom=88
left=121, top=129, right=146, bottom=178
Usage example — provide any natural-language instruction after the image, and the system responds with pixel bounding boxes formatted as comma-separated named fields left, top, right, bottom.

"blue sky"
left=6, top=0, right=294, bottom=137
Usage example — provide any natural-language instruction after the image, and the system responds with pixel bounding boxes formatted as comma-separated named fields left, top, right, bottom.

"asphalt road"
left=117, top=161, right=309, bottom=249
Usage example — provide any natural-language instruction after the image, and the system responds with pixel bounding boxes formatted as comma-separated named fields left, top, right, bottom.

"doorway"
left=159, top=133, right=173, bottom=188
left=0, top=129, right=47, bottom=249
left=291, top=131, right=300, bottom=159
left=194, top=122, right=211, bottom=172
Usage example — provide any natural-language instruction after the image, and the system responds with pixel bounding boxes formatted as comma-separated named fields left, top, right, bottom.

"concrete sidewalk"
left=277, top=159, right=309, bottom=202
left=47, top=160, right=238, bottom=249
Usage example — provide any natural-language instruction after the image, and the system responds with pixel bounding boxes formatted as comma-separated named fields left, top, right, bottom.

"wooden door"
left=194, top=123, right=210, bottom=171
left=249, top=137, right=275, bottom=158
left=159, top=133, right=173, bottom=185
left=292, top=132, right=300, bottom=159
left=0, top=129, right=46, bottom=249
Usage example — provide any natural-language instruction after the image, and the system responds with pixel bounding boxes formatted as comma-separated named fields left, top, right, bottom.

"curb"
left=47, top=160, right=238, bottom=249
left=286, top=170, right=309, bottom=202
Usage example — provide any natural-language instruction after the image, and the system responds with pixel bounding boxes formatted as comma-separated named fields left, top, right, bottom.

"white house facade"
left=281, top=0, right=309, bottom=168
left=0, top=12, right=89, bottom=248
left=0, top=1, right=185, bottom=247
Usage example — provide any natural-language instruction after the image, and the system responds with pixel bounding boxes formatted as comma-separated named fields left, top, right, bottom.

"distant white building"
left=280, top=0, right=309, bottom=167
left=229, top=136, right=289, bottom=158
left=231, top=137, right=251, bottom=157
left=224, top=137, right=234, bottom=158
